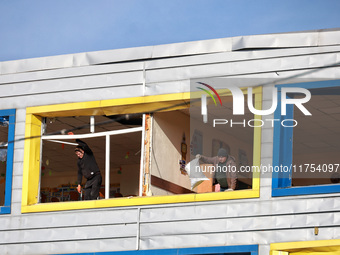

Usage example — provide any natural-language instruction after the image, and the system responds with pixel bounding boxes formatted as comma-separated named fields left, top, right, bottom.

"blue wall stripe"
left=56, top=245, right=258, bottom=255
left=0, top=108, right=15, bottom=215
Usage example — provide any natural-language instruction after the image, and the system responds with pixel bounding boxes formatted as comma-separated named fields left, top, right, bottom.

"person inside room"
left=74, top=139, right=103, bottom=200
left=196, top=148, right=237, bottom=192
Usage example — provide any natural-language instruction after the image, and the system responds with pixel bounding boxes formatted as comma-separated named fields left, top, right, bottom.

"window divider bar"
left=139, top=114, right=146, bottom=197
left=41, top=126, right=143, bottom=140
left=105, top=135, right=110, bottom=199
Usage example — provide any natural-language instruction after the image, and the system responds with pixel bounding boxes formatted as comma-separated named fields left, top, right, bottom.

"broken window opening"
left=147, top=92, right=255, bottom=196
left=40, top=114, right=143, bottom=203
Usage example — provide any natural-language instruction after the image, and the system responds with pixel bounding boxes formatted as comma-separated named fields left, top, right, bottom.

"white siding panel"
left=1, top=224, right=136, bottom=245
left=0, top=209, right=138, bottom=231
left=140, top=227, right=340, bottom=250
left=0, top=71, right=143, bottom=98
left=1, top=30, right=339, bottom=75
left=3, top=45, right=340, bottom=86
left=143, top=67, right=340, bottom=98
left=146, top=45, right=340, bottom=70
left=232, top=32, right=319, bottom=50
left=140, top=212, right=340, bottom=237
left=13, top=146, right=24, bottom=163
left=261, top=143, right=274, bottom=159
left=141, top=197, right=340, bottom=223
left=86, top=46, right=154, bottom=65
left=140, top=232, right=255, bottom=250
left=152, top=38, right=232, bottom=58
left=0, top=61, right=144, bottom=85
left=318, top=30, right=340, bottom=46
left=0, top=85, right=144, bottom=109
left=0, top=54, right=74, bottom=76
left=11, top=175, right=22, bottom=190
left=0, top=237, right=136, bottom=255
left=11, top=189, right=22, bottom=206
left=145, top=53, right=340, bottom=84
left=145, top=80, right=190, bottom=96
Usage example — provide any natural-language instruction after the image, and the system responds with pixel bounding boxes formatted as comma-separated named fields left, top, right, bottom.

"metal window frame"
left=272, top=80, right=340, bottom=197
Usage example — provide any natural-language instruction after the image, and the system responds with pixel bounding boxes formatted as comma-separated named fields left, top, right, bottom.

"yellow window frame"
left=22, top=87, right=262, bottom=213
left=270, top=239, right=340, bottom=255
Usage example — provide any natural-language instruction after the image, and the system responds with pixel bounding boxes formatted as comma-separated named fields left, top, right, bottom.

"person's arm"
left=199, top=155, right=217, bottom=165
left=76, top=139, right=93, bottom=154
left=197, top=155, right=219, bottom=191
left=77, top=162, right=83, bottom=193
left=227, top=158, right=237, bottom=190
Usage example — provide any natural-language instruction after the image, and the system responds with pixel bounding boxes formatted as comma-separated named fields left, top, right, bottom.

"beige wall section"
left=151, top=111, right=191, bottom=195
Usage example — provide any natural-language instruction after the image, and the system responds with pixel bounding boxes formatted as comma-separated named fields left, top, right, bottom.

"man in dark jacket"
left=75, top=139, right=102, bottom=200
left=197, top=148, right=237, bottom=192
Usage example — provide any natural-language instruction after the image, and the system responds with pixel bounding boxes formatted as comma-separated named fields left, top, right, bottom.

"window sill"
left=21, top=189, right=259, bottom=213
left=0, top=206, right=11, bottom=214
left=272, top=184, right=340, bottom=197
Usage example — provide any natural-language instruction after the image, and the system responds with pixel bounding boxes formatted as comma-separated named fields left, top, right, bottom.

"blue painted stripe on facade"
left=272, top=184, right=340, bottom=197
left=56, top=245, right=258, bottom=255
left=0, top=109, right=16, bottom=117
left=0, top=108, right=15, bottom=215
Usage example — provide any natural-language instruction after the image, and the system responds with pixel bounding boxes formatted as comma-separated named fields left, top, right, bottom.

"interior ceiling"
left=42, top=114, right=143, bottom=174
left=293, top=93, right=340, bottom=155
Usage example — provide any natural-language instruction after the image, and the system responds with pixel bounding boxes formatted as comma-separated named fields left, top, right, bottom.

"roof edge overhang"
left=1, top=28, right=340, bottom=75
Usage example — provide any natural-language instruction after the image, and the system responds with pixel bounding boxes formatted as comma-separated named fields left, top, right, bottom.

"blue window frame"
left=272, top=80, right=340, bottom=196
left=58, top=245, right=258, bottom=255
left=0, top=109, right=15, bottom=214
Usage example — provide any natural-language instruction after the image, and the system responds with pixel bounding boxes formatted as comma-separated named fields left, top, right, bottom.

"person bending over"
left=74, top=139, right=102, bottom=200
left=197, top=148, right=237, bottom=192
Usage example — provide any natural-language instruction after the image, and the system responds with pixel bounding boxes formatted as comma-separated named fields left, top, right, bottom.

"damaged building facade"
left=0, top=29, right=340, bottom=254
